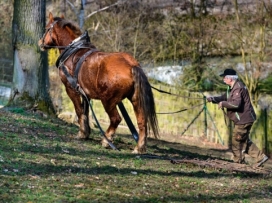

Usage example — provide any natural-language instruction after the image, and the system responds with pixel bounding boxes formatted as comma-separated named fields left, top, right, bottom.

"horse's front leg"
left=101, top=102, right=122, bottom=147
left=65, top=85, right=90, bottom=139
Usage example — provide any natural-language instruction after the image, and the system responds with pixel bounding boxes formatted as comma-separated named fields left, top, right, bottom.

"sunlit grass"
left=0, top=108, right=272, bottom=203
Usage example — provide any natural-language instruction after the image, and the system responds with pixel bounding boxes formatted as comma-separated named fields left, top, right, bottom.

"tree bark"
left=11, top=0, right=55, bottom=114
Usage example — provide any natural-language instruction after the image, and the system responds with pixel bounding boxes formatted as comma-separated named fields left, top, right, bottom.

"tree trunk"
left=11, top=0, right=55, bottom=114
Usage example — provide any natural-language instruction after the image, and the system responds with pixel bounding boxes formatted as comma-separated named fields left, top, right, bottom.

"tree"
left=175, top=6, right=218, bottom=91
left=232, top=0, right=270, bottom=107
left=10, top=0, right=55, bottom=114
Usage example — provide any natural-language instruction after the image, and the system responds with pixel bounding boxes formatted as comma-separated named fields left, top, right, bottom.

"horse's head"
left=38, top=12, right=82, bottom=51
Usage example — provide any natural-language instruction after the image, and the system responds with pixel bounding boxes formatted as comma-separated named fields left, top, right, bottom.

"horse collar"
left=55, top=31, right=92, bottom=68
left=70, top=31, right=91, bottom=45
left=56, top=31, right=98, bottom=90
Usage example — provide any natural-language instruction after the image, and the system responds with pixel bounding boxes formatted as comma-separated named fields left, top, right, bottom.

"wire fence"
left=0, top=84, right=12, bottom=107
left=89, top=83, right=272, bottom=156
left=1, top=69, right=271, bottom=156
left=0, top=58, right=13, bottom=107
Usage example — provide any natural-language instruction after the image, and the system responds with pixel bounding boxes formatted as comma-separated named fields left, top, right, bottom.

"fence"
left=0, top=58, right=13, bottom=107
left=87, top=83, right=272, bottom=156
left=90, top=86, right=218, bottom=141
left=2, top=68, right=271, bottom=157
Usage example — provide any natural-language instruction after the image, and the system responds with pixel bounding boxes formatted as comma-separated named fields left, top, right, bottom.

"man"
left=207, top=68, right=268, bottom=167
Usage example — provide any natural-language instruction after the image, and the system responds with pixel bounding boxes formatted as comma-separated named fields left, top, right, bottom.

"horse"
left=38, top=12, right=159, bottom=154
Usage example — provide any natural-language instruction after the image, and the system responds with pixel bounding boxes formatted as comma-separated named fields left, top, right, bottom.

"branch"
left=85, top=0, right=127, bottom=19
left=66, top=0, right=78, bottom=16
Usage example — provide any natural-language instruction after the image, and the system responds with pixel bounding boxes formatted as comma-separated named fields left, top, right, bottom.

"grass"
left=0, top=108, right=272, bottom=203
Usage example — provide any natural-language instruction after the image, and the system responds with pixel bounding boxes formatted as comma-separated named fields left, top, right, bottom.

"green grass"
left=0, top=108, right=272, bottom=203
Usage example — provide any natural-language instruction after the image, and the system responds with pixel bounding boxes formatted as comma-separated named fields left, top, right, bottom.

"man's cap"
left=219, top=69, right=237, bottom=77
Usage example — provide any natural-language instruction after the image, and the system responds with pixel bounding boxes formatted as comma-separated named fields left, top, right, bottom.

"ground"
left=1, top=107, right=272, bottom=203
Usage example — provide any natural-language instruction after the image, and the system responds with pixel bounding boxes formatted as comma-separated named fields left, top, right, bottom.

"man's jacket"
left=211, top=80, right=256, bottom=125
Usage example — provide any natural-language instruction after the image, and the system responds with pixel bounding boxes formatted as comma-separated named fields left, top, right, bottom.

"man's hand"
left=207, top=97, right=213, bottom=102
left=218, top=102, right=223, bottom=109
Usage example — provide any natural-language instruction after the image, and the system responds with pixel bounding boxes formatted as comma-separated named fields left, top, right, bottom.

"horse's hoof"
left=132, top=149, right=139, bottom=154
left=132, top=146, right=146, bottom=154
left=74, top=132, right=89, bottom=140
left=101, top=138, right=112, bottom=148
left=101, top=142, right=109, bottom=148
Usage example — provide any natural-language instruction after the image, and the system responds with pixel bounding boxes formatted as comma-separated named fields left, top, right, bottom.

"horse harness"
left=53, top=32, right=119, bottom=150
left=56, top=31, right=98, bottom=91
left=41, top=20, right=137, bottom=150
left=40, top=19, right=97, bottom=86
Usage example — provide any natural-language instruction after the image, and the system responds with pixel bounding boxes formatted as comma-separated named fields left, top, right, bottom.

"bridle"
left=40, top=20, right=67, bottom=49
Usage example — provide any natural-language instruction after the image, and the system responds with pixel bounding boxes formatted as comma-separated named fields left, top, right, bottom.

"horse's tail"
left=132, top=66, right=159, bottom=139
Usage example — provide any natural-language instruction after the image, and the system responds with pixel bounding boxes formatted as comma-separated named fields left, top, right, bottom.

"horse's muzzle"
left=38, top=39, right=45, bottom=51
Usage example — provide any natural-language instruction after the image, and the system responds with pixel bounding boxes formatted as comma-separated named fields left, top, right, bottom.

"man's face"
left=223, top=76, right=232, bottom=85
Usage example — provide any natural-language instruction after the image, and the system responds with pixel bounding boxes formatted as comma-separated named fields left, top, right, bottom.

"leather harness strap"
left=74, top=49, right=98, bottom=81
left=60, top=48, right=97, bottom=90
left=56, top=31, right=98, bottom=90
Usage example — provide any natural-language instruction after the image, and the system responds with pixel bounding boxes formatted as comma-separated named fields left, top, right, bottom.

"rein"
left=151, top=85, right=203, bottom=100
left=42, top=45, right=67, bottom=49
left=78, top=86, right=119, bottom=151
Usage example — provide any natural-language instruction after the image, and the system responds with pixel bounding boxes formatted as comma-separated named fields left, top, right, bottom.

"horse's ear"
left=49, top=12, right=54, bottom=21
left=61, top=14, right=65, bottom=19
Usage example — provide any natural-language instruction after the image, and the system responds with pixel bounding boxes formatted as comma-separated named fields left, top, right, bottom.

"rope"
left=151, top=86, right=224, bottom=145
left=78, top=87, right=119, bottom=151
left=151, top=85, right=203, bottom=100
left=156, top=103, right=204, bottom=114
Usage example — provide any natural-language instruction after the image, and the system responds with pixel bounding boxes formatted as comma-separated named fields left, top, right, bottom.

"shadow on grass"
left=0, top=150, right=268, bottom=180
left=1, top=110, right=272, bottom=202
left=1, top=131, right=268, bottom=179
left=90, top=187, right=272, bottom=203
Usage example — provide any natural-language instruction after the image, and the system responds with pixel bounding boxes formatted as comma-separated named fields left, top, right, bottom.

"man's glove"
left=207, top=97, right=213, bottom=102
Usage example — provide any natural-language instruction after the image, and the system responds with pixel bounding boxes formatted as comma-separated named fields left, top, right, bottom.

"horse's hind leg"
left=65, top=86, right=90, bottom=139
left=101, top=102, right=122, bottom=147
left=130, top=100, right=147, bottom=154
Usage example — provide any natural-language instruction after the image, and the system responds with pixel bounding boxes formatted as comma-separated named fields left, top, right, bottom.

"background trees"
left=230, top=0, right=270, bottom=107
left=0, top=0, right=13, bottom=87
left=0, top=0, right=270, bottom=153
left=1, top=0, right=272, bottom=111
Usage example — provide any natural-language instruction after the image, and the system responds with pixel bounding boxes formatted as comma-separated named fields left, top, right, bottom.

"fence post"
left=264, top=108, right=268, bottom=154
left=203, top=96, right=207, bottom=137
left=228, top=118, right=232, bottom=149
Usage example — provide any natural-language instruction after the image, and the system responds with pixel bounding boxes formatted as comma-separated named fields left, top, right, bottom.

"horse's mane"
left=54, top=17, right=82, bottom=36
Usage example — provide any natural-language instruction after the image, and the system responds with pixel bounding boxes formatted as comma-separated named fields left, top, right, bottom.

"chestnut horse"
left=38, top=13, right=159, bottom=153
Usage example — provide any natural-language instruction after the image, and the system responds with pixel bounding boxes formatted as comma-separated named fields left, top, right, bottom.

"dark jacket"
left=211, top=80, right=256, bottom=125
